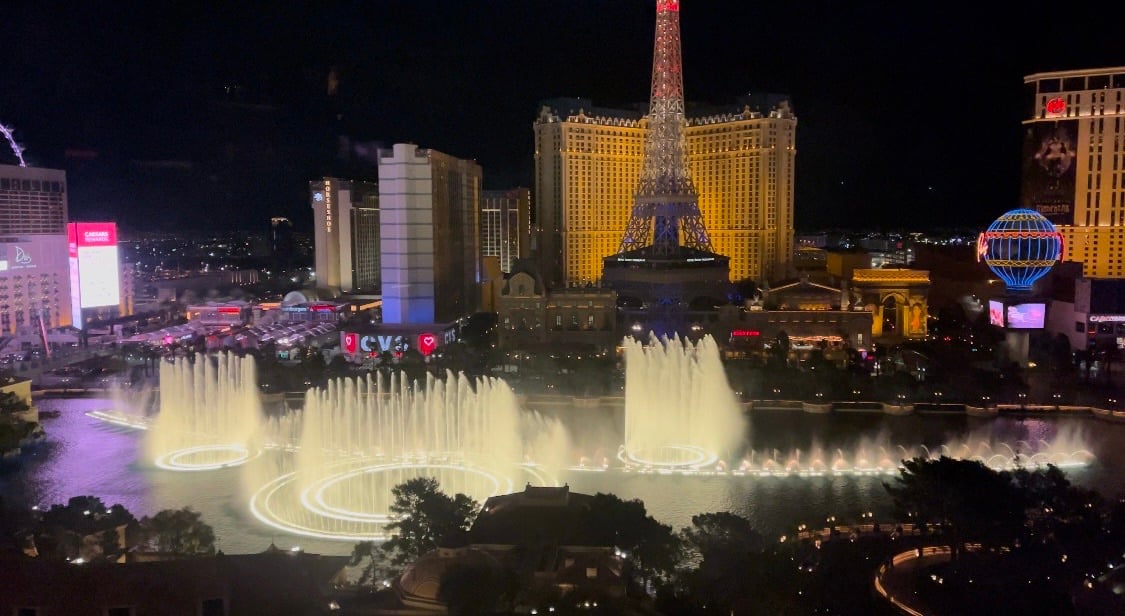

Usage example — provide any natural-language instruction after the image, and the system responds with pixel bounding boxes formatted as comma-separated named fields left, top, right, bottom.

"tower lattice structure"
left=617, top=0, right=713, bottom=256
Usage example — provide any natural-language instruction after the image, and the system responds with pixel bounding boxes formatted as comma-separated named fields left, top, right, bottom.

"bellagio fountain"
left=89, top=341, right=1095, bottom=543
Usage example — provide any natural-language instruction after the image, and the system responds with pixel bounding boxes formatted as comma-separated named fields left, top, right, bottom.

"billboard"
left=0, top=236, right=68, bottom=274
left=988, top=300, right=1005, bottom=327
left=1019, top=120, right=1078, bottom=226
left=68, top=223, right=121, bottom=326
left=1006, top=303, right=1046, bottom=329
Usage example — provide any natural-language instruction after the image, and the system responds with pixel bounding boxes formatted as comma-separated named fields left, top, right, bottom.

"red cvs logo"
left=417, top=333, right=438, bottom=356
left=343, top=333, right=357, bottom=354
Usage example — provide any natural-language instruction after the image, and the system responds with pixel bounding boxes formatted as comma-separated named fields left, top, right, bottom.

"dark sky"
left=2, top=0, right=1124, bottom=233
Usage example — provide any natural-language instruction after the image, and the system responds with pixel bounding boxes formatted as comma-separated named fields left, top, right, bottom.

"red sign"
left=217, top=307, right=241, bottom=314
left=1045, top=97, right=1066, bottom=114
left=309, top=303, right=335, bottom=312
left=417, top=333, right=438, bottom=356
left=731, top=329, right=761, bottom=338
left=69, top=222, right=117, bottom=247
left=343, top=332, right=357, bottom=354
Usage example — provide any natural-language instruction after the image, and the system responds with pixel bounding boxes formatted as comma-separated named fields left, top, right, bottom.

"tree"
left=583, top=493, right=680, bottom=590
left=349, top=539, right=398, bottom=586
left=677, top=512, right=763, bottom=610
left=883, top=457, right=1026, bottom=561
left=1013, top=464, right=1104, bottom=546
left=138, top=507, right=216, bottom=556
left=382, top=477, right=479, bottom=567
left=34, top=496, right=137, bottom=562
left=0, top=391, right=30, bottom=414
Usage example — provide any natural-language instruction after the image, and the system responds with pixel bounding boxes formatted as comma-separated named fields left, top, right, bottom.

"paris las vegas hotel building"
left=534, top=95, right=796, bottom=287
left=1022, top=67, right=1125, bottom=279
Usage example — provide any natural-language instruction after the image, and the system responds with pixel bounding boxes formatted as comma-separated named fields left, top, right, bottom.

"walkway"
left=873, top=544, right=983, bottom=616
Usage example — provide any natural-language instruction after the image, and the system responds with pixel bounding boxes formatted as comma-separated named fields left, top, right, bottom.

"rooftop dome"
left=281, top=290, right=311, bottom=306
left=396, top=547, right=503, bottom=606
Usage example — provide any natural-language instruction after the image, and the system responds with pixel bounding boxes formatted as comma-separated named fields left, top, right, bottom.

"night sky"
left=2, top=0, right=1124, bottom=233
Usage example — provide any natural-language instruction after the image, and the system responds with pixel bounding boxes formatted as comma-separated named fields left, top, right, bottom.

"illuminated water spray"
left=146, top=353, right=265, bottom=470
left=249, top=371, right=567, bottom=541
left=0, top=122, right=27, bottom=167
left=621, top=334, right=745, bottom=468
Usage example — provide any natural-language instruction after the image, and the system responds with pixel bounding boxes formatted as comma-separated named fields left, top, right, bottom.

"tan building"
left=1022, top=67, right=1125, bottom=278
left=534, top=97, right=796, bottom=287
left=310, top=177, right=380, bottom=295
left=497, top=261, right=616, bottom=350
left=850, top=268, right=931, bottom=341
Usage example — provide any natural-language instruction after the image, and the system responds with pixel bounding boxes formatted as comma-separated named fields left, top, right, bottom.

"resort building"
left=534, top=96, right=796, bottom=287
left=1022, top=67, right=1125, bottom=278
left=310, top=177, right=380, bottom=295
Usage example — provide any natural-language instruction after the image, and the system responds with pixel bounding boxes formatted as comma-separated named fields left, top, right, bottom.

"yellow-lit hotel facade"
left=1022, top=67, right=1125, bottom=279
left=534, top=97, right=796, bottom=287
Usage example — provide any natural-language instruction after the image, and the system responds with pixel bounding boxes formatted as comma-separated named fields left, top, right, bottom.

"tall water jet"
left=622, top=334, right=744, bottom=468
left=249, top=370, right=564, bottom=541
left=145, top=353, right=264, bottom=471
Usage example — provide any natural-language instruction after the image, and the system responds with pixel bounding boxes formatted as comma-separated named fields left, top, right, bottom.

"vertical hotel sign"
left=68, top=222, right=121, bottom=328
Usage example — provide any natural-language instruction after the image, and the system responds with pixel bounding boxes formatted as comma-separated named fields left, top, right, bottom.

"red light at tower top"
left=657, top=0, right=680, bottom=11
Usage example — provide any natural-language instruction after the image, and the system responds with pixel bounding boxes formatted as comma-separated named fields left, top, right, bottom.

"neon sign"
left=417, top=333, right=438, bottom=356
left=731, top=329, right=761, bottom=337
left=1045, top=97, right=1066, bottom=114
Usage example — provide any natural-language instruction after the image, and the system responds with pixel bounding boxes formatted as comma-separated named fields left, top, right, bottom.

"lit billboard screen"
left=988, top=300, right=1004, bottom=327
left=68, top=223, right=120, bottom=321
left=1019, top=120, right=1078, bottom=225
left=1006, top=303, right=1046, bottom=329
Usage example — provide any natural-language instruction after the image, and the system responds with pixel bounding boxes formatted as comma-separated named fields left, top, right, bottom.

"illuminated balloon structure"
left=977, top=208, right=1063, bottom=293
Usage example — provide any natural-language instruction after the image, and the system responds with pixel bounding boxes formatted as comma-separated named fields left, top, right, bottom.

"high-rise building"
left=535, top=95, right=796, bottom=286
left=0, top=165, right=67, bottom=235
left=310, top=178, right=380, bottom=294
left=480, top=188, right=530, bottom=273
left=0, top=164, right=71, bottom=333
left=378, top=144, right=481, bottom=324
left=1021, top=67, right=1125, bottom=279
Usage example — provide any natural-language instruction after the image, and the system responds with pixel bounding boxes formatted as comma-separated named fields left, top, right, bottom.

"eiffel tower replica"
left=603, top=0, right=730, bottom=337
